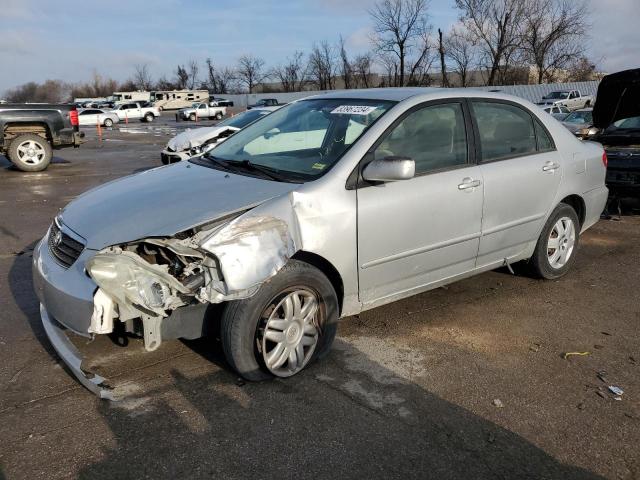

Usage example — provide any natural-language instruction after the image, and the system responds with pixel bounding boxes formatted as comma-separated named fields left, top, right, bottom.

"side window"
left=535, top=121, right=554, bottom=151
left=374, top=103, right=468, bottom=174
left=472, top=101, right=537, bottom=162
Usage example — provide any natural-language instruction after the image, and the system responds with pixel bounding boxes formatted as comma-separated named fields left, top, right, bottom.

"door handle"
left=458, top=177, right=481, bottom=191
left=542, top=161, right=560, bottom=172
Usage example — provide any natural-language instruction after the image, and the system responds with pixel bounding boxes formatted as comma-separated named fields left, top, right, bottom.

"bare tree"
left=352, top=52, right=375, bottom=88
left=369, top=0, right=433, bottom=87
left=175, top=65, right=189, bottom=89
left=455, top=0, right=528, bottom=86
left=271, top=51, right=307, bottom=92
left=565, top=56, right=599, bottom=82
left=5, top=80, right=70, bottom=103
left=437, top=28, right=449, bottom=87
left=338, top=35, right=354, bottom=89
left=307, top=41, right=337, bottom=90
left=445, top=28, right=478, bottom=86
left=237, top=54, right=267, bottom=93
left=133, top=63, right=153, bottom=90
left=155, top=76, right=176, bottom=90
left=523, top=0, right=589, bottom=84
left=187, top=59, right=199, bottom=90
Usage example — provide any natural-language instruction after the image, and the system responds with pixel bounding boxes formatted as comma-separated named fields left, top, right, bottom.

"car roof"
left=303, top=87, right=536, bottom=106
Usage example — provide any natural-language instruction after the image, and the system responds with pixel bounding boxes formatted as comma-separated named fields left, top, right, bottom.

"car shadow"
left=74, top=335, right=603, bottom=480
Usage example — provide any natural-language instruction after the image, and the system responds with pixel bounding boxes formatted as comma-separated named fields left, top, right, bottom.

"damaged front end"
left=86, top=213, right=295, bottom=352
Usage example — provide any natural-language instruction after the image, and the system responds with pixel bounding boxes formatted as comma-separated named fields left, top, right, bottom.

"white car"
left=161, top=107, right=278, bottom=164
left=111, top=102, right=161, bottom=122
left=537, top=90, right=594, bottom=111
left=542, top=105, right=571, bottom=121
left=77, top=108, right=120, bottom=127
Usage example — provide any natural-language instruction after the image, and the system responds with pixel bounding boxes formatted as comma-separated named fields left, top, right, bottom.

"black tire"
left=215, top=112, right=223, bottom=120
left=145, top=113, right=155, bottom=123
left=585, top=100, right=591, bottom=107
left=103, top=118, right=114, bottom=127
left=7, top=133, right=52, bottom=172
left=529, top=203, right=580, bottom=280
left=221, top=260, right=339, bottom=381
left=189, top=113, right=196, bottom=122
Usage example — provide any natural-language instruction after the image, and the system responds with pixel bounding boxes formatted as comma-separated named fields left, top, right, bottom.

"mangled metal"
left=86, top=214, right=296, bottom=350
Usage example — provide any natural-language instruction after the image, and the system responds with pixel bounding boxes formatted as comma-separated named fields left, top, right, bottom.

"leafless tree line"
left=4, top=0, right=597, bottom=102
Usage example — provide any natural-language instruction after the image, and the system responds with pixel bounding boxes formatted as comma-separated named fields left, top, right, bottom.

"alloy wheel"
left=547, top=216, right=576, bottom=269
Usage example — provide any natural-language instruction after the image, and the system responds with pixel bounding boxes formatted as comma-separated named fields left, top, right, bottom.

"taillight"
left=602, top=151, right=608, bottom=168
left=69, top=109, right=79, bottom=126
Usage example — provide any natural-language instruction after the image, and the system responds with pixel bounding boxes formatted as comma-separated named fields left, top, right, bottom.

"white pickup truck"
left=536, top=90, right=594, bottom=111
left=111, top=102, right=161, bottom=122
left=178, top=102, right=227, bottom=121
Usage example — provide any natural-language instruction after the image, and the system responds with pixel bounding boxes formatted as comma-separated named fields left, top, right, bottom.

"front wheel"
left=529, top=203, right=580, bottom=279
left=7, top=133, right=52, bottom=172
left=220, top=260, right=338, bottom=381
left=189, top=113, right=196, bottom=121
left=103, top=118, right=114, bottom=127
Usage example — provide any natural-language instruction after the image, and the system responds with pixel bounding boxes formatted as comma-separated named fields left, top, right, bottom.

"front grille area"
left=48, top=221, right=85, bottom=268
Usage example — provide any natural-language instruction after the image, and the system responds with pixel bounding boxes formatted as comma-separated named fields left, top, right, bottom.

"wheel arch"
left=559, top=194, right=586, bottom=228
left=291, top=250, right=344, bottom=314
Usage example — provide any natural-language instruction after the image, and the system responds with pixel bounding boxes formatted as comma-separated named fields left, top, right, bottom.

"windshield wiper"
left=201, top=154, right=234, bottom=171
left=226, top=159, right=291, bottom=182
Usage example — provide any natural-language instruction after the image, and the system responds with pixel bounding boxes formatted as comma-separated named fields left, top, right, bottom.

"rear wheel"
left=8, top=134, right=52, bottom=172
left=144, top=113, right=155, bottom=122
left=529, top=203, right=580, bottom=279
left=215, top=112, right=223, bottom=120
left=221, top=260, right=338, bottom=381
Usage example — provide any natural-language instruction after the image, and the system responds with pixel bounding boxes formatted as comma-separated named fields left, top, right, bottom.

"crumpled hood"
left=593, top=68, right=640, bottom=129
left=168, top=126, right=239, bottom=151
left=61, top=162, right=298, bottom=250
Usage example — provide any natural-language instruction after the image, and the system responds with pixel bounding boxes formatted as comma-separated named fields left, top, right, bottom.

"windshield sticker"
left=330, top=105, right=378, bottom=115
left=311, top=162, right=327, bottom=170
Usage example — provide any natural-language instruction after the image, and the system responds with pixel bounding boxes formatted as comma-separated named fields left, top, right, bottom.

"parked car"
left=0, top=103, right=83, bottom=171
left=210, top=98, right=234, bottom=107
left=542, top=104, right=571, bottom=120
left=592, top=68, right=640, bottom=199
left=33, top=89, right=608, bottom=397
left=537, top=90, right=593, bottom=111
left=561, top=109, right=594, bottom=138
left=247, top=98, right=282, bottom=109
left=110, top=102, right=160, bottom=122
left=161, top=107, right=278, bottom=164
left=78, top=108, right=120, bottom=127
left=177, top=102, right=227, bottom=121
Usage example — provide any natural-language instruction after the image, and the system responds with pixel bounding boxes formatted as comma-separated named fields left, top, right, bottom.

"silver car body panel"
left=33, top=88, right=608, bottom=394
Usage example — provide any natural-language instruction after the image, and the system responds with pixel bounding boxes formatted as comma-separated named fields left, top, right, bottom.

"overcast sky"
left=0, top=0, right=638, bottom=94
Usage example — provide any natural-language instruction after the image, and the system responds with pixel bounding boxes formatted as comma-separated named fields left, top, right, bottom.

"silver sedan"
left=33, top=89, right=608, bottom=397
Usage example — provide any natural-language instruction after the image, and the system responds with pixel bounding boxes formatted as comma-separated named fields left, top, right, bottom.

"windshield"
left=198, top=98, right=395, bottom=181
left=191, top=102, right=200, bottom=108
left=564, top=111, right=593, bottom=124
left=217, top=109, right=271, bottom=129
left=606, top=116, right=640, bottom=131
left=545, top=92, right=569, bottom=99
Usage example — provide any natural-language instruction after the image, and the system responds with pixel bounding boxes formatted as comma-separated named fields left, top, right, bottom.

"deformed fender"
left=200, top=215, right=296, bottom=292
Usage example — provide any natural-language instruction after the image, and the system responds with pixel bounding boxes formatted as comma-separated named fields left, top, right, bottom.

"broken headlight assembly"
left=86, top=251, right=191, bottom=316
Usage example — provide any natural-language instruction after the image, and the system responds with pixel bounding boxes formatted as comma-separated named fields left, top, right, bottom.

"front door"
left=357, top=101, right=484, bottom=305
left=470, top=100, right=563, bottom=267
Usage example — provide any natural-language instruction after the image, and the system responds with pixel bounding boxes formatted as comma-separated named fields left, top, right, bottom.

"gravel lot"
left=0, top=115, right=638, bottom=479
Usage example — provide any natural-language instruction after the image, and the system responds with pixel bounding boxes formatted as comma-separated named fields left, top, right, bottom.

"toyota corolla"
left=33, top=88, right=608, bottom=398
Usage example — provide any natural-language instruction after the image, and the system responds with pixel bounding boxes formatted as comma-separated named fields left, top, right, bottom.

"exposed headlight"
left=587, top=127, right=599, bottom=136
left=178, top=140, right=191, bottom=151
left=87, top=252, right=189, bottom=314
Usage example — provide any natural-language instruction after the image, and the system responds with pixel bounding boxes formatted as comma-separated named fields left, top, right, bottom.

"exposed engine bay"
left=86, top=214, right=295, bottom=351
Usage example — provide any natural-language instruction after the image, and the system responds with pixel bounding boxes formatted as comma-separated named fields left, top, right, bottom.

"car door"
left=79, top=110, right=97, bottom=126
left=357, top=100, right=484, bottom=305
left=470, top=100, right=562, bottom=267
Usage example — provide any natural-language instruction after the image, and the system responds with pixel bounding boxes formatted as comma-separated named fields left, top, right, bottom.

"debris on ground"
left=608, top=386, right=624, bottom=396
left=597, top=371, right=608, bottom=383
left=596, top=390, right=608, bottom=399
left=529, top=342, right=542, bottom=352
left=492, top=399, right=504, bottom=408
left=563, top=351, right=591, bottom=359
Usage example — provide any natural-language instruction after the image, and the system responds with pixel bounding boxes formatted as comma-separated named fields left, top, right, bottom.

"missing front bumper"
left=40, top=304, right=115, bottom=400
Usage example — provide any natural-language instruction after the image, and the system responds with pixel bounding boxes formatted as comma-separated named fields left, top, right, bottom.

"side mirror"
left=362, top=156, right=415, bottom=182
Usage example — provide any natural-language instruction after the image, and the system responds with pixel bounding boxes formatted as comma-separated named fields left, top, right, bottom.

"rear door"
left=357, top=100, right=483, bottom=305
left=470, top=100, right=562, bottom=267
